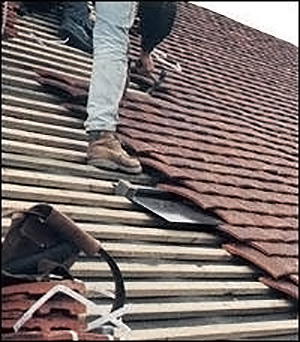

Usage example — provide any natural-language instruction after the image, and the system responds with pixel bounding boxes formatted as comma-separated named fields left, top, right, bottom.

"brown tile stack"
left=32, top=68, right=89, bottom=107
left=1, top=2, right=19, bottom=40
left=2, top=331, right=112, bottom=341
left=1, top=280, right=112, bottom=341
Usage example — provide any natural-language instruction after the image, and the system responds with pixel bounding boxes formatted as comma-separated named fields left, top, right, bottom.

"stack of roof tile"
left=1, top=280, right=111, bottom=341
left=2, top=331, right=111, bottom=341
left=1, top=1, right=19, bottom=40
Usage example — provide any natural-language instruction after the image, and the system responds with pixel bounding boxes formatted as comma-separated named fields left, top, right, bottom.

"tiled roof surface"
left=117, top=2, right=298, bottom=299
left=2, top=3, right=298, bottom=339
left=5, top=2, right=298, bottom=301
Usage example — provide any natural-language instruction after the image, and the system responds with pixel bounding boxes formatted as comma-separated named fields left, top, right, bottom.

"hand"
left=139, top=50, right=154, bottom=77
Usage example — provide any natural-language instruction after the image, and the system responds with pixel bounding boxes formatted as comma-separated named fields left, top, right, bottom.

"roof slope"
left=5, top=1, right=297, bottom=300
left=1, top=3, right=298, bottom=340
left=116, top=2, right=299, bottom=299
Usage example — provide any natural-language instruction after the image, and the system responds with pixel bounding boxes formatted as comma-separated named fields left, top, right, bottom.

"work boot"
left=87, top=132, right=142, bottom=174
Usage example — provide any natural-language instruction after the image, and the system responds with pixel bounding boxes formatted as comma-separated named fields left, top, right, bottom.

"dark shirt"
left=139, top=1, right=177, bottom=53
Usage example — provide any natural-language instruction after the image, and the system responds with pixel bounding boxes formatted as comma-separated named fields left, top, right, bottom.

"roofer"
left=84, top=2, right=177, bottom=174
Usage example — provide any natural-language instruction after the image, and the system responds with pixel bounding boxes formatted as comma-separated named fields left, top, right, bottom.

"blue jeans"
left=84, top=2, right=137, bottom=133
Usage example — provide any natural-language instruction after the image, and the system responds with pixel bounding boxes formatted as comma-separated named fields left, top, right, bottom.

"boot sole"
left=88, top=159, right=142, bottom=175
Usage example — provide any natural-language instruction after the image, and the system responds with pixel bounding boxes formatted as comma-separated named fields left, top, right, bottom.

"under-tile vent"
left=114, top=180, right=221, bottom=226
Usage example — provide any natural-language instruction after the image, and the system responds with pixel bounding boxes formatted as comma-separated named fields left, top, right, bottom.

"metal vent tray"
left=115, top=181, right=219, bottom=226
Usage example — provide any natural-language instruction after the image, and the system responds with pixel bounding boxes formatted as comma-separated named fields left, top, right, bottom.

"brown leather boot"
left=87, top=132, right=142, bottom=174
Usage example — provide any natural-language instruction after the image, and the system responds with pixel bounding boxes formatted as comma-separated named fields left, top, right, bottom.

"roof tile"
left=259, top=277, right=298, bottom=300
left=223, top=243, right=298, bottom=279
left=249, top=241, right=298, bottom=257
left=216, top=210, right=297, bottom=229
left=184, top=180, right=297, bottom=206
left=219, top=224, right=298, bottom=242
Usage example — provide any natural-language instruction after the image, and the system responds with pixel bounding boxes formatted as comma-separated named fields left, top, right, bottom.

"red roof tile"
left=249, top=241, right=298, bottom=257
left=259, top=277, right=298, bottom=300
left=219, top=224, right=298, bottom=243
left=2, top=315, right=86, bottom=333
left=2, top=296, right=86, bottom=316
left=223, top=243, right=298, bottom=279
left=2, top=280, right=86, bottom=296
left=1, top=281, right=88, bottom=334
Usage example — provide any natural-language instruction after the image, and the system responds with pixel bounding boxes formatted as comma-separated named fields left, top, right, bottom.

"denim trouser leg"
left=84, top=2, right=137, bottom=133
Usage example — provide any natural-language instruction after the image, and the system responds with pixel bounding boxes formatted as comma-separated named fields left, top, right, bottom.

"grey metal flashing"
left=114, top=180, right=220, bottom=226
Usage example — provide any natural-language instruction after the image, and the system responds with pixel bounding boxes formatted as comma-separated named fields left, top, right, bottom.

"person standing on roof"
left=84, top=2, right=177, bottom=174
